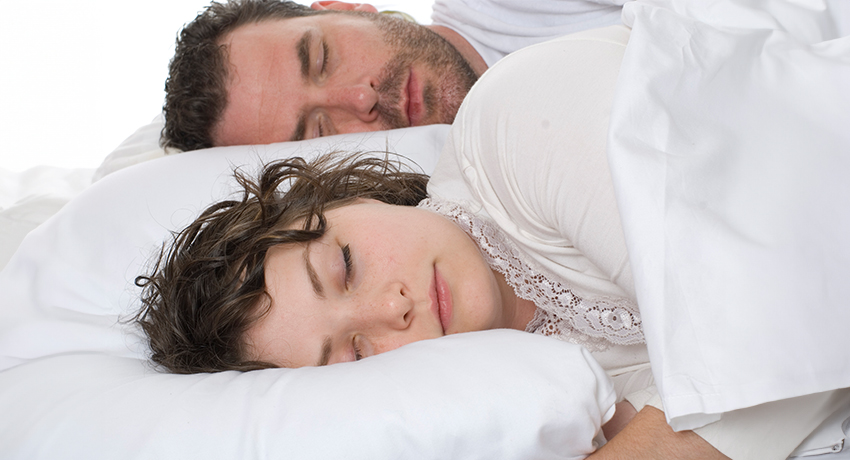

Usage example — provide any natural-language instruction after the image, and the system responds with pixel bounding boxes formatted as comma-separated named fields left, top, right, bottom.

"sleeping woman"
left=135, top=151, right=645, bottom=438
left=135, top=26, right=837, bottom=460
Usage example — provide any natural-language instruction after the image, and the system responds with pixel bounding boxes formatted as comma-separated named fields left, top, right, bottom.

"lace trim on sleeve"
left=417, top=198, right=644, bottom=351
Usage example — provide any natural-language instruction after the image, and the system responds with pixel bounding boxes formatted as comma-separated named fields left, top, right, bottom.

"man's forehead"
left=219, top=10, right=373, bottom=46
left=214, top=19, right=307, bottom=146
left=221, top=16, right=308, bottom=48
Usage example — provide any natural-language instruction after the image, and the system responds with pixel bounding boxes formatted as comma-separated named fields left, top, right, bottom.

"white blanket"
left=0, top=167, right=94, bottom=272
left=608, top=0, right=850, bottom=430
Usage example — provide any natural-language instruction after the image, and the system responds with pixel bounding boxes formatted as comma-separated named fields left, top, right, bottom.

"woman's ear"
left=310, top=1, right=379, bottom=13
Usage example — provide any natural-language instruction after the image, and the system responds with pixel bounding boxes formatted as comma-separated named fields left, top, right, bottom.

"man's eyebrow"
left=318, top=336, right=332, bottom=366
left=296, top=31, right=311, bottom=79
left=303, top=244, right=324, bottom=298
left=290, top=32, right=312, bottom=142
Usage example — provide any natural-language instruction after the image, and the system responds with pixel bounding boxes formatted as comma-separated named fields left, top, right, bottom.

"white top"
left=431, top=0, right=626, bottom=66
left=417, top=198, right=643, bottom=349
left=426, top=22, right=649, bottom=388
left=425, top=24, right=847, bottom=460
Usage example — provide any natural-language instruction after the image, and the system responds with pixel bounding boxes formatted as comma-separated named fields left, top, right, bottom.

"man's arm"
left=591, top=407, right=730, bottom=460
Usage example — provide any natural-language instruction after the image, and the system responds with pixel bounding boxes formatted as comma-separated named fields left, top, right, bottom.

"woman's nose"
left=361, top=282, right=413, bottom=330
left=383, top=284, right=414, bottom=330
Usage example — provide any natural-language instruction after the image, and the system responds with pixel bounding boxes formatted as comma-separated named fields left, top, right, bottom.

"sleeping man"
left=159, top=0, right=626, bottom=151
left=144, top=1, right=850, bottom=458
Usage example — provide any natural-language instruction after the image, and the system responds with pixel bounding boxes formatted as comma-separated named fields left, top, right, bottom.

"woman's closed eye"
left=353, top=336, right=364, bottom=361
left=351, top=335, right=375, bottom=362
left=341, top=244, right=353, bottom=288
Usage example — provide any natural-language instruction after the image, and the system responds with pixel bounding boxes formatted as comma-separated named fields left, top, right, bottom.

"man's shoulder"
left=430, top=0, right=625, bottom=66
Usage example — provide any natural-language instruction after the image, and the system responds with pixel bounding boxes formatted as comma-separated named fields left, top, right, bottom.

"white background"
left=0, top=1, right=435, bottom=172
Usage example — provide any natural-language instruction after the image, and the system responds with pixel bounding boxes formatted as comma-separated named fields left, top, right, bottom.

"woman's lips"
left=405, top=69, right=424, bottom=127
left=432, top=266, right=453, bottom=334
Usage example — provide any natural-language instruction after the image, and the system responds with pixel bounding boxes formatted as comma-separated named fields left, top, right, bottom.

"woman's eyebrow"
left=317, top=336, right=332, bottom=366
left=303, top=245, right=325, bottom=298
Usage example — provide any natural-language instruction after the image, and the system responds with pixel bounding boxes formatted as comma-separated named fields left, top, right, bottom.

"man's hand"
left=310, top=1, right=379, bottom=13
left=591, top=406, right=730, bottom=460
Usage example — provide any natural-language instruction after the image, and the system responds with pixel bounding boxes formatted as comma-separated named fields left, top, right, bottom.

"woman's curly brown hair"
left=135, top=153, right=428, bottom=374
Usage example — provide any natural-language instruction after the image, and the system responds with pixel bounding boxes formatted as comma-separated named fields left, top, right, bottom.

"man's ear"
left=310, top=1, right=379, bottom=13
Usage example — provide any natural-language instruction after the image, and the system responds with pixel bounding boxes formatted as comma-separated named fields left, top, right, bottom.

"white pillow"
left=0, top=129, right=615, bottom=459
left=0, top=332, right=614, bottom=460
left=0, top=126, right=450, bottom=368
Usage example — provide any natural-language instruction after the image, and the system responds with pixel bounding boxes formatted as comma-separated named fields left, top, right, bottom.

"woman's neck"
left=493, top=269, right=538, bottom=330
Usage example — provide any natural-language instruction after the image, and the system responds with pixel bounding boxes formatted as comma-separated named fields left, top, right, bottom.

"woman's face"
left=245, top=199, right=514, bottom=367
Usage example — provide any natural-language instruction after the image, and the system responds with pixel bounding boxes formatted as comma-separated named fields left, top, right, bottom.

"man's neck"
left=427, top=25, right=489, bottom=77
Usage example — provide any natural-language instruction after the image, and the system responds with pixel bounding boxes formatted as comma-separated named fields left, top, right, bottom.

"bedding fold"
left=608, top=0, right=850, bottom=431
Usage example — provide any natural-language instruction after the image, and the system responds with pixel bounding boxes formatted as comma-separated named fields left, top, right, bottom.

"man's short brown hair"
left=162, top=0, right=319, bottom=152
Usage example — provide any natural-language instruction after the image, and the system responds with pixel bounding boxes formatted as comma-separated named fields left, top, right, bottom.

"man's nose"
left=328, top=83, right=379, bottom=122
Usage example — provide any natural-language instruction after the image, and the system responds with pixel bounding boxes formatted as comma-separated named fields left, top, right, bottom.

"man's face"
left=213, top=12, right=478, bottom=145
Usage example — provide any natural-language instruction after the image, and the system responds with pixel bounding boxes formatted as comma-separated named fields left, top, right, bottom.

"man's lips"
left=405, top=69, right=424, bottom=127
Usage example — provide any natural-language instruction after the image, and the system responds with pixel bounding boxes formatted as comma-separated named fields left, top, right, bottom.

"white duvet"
left=609, top=0, right=850, bottom=430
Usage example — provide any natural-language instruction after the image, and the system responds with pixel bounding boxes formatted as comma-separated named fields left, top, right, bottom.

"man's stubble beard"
left=368, top=14, right=479, bottom=130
